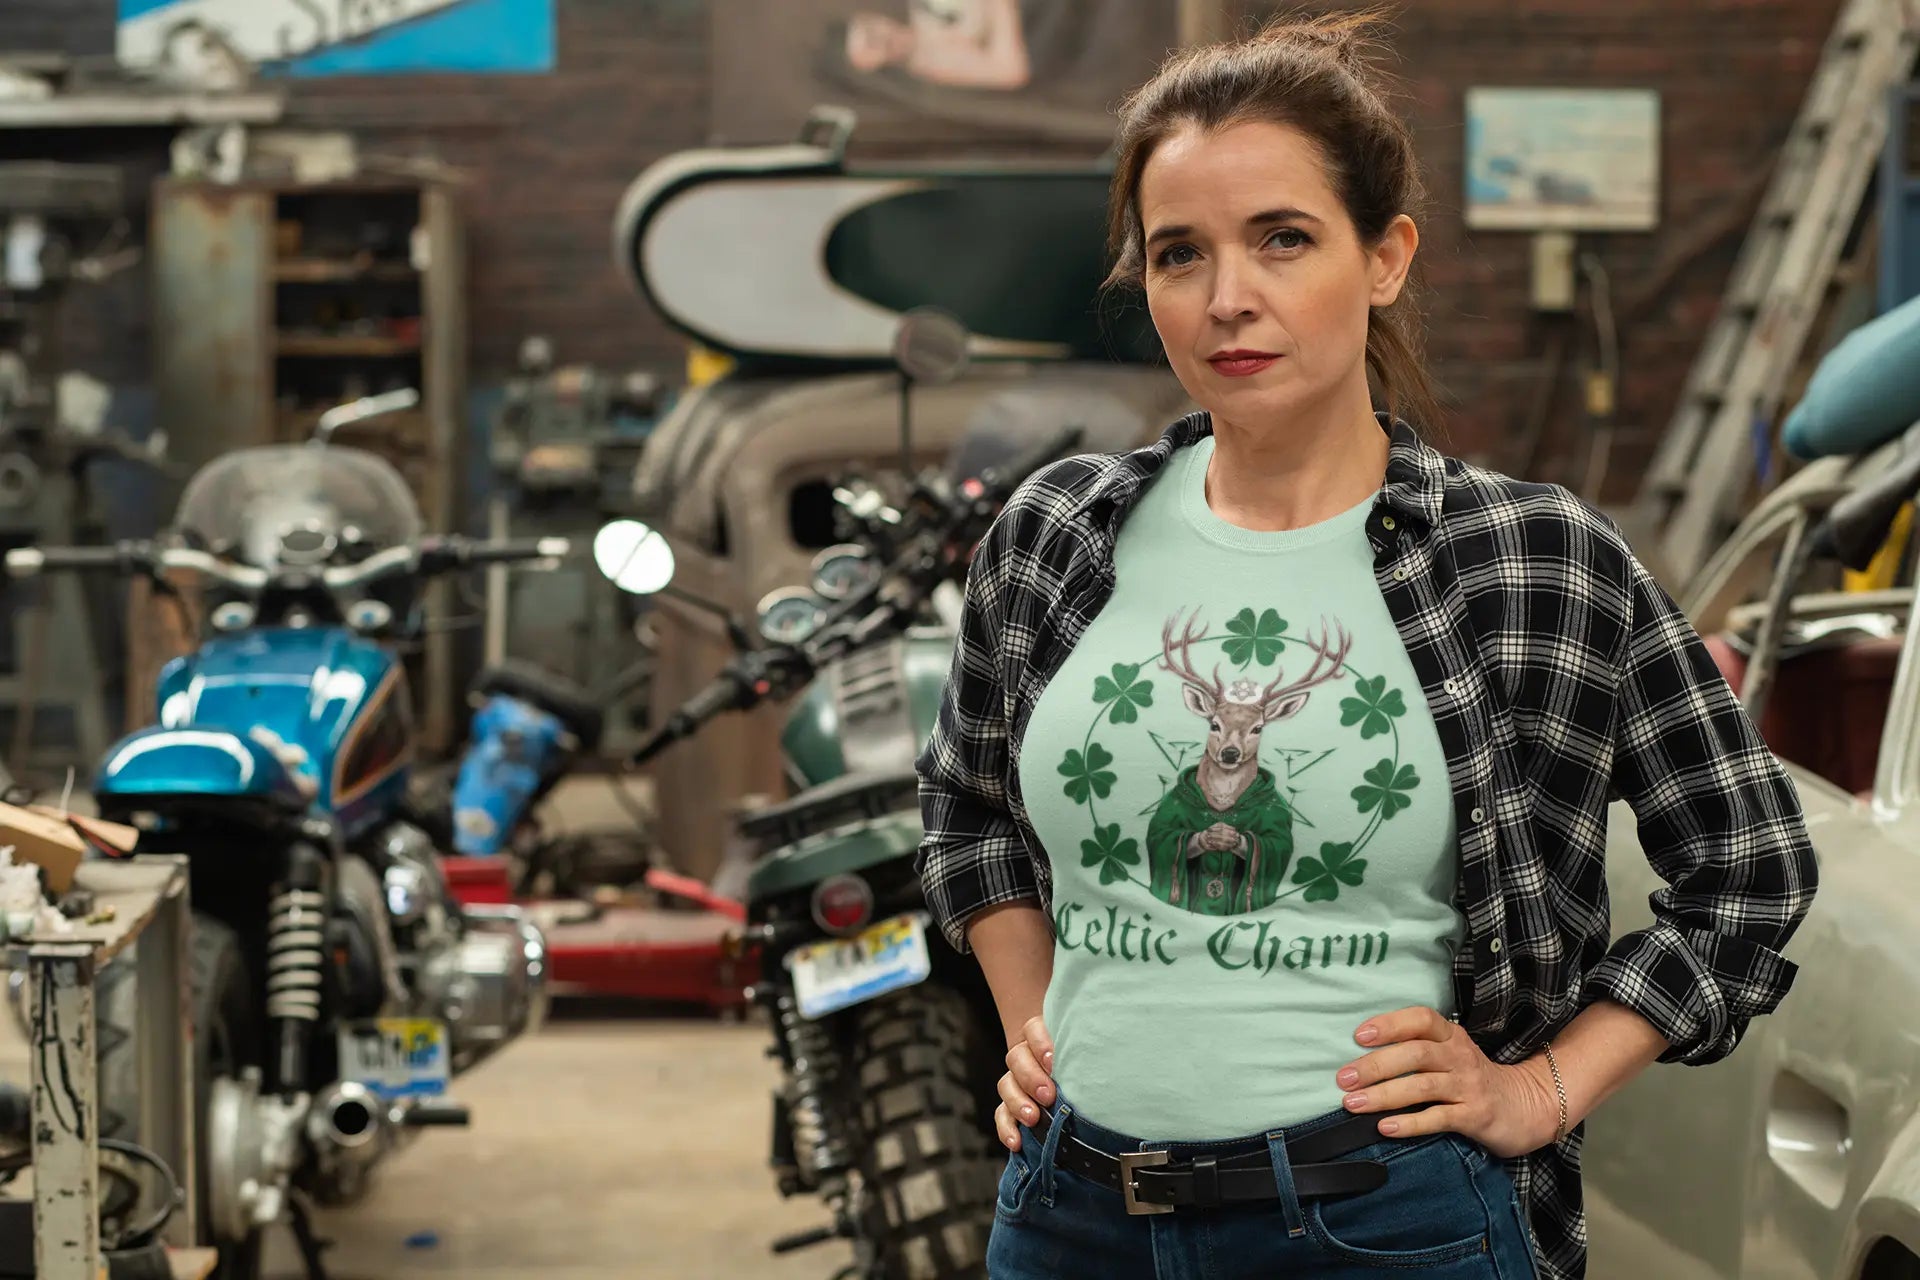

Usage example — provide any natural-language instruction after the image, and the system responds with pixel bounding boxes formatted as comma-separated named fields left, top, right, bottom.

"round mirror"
left=593, top=520, right=676, bottom=595
left=892, top=307, right=971, bottom=385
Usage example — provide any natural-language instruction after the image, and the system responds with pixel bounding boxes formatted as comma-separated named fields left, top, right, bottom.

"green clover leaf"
left=1222, top=607, right=1289, bottom=667
left=1091, top=662, right=1156, bottom=725
left=1080, top=821, right=1142, bottom=886
left=1292, top=841, right=1368, bottom=903
left=1338, top=674, right=1409, bottom=740
left=1059, top=742, right=1117, bottom=805
left=1351, top=758, right=1420, bottom=819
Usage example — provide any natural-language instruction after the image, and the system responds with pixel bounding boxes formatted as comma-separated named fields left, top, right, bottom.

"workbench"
left=4, top=857, right=198, bottom=1280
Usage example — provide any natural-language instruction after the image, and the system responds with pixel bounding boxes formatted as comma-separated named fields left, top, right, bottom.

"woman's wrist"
left=1510, top=1052, right=1569, bottom=1150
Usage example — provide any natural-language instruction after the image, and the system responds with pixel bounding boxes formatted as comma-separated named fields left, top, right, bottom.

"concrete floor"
left=263, top=1004, right=856, bottom=1280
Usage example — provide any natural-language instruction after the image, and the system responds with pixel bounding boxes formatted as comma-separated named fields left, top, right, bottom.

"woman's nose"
left=1207, top=256, right=1260, bottom=322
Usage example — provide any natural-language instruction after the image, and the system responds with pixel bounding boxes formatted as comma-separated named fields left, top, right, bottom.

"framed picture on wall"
left=116, top=0, right=557, bottom=78
left=1465, top=87, right=1661, bottom=232
left=710, top=0, right=1177, bottom=148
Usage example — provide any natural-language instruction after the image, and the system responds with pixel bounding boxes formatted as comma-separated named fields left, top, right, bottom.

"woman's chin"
left=1193, top=379, right=1315, bottom=426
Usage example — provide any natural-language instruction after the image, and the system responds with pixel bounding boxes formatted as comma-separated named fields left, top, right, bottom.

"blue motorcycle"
left=4, top=391, right=564, bottom=1280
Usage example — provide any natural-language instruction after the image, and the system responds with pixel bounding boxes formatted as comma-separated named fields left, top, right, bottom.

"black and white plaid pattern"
left=914, top=411, right=1817, bottom=1279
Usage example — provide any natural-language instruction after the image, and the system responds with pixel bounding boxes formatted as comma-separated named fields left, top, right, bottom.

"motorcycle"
left=606, top=411, right=1082, bottom=1279
left=3, top=390, right=563, bottom=1279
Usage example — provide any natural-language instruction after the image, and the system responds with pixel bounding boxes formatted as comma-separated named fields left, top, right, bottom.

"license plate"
left=338, top=1017, right=450, bottom=1099
left=788, top=912, right=932, bottom=1020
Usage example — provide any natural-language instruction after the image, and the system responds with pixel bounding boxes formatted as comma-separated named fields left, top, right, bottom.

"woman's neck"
left=1204, top=390, right=1389, bottom=533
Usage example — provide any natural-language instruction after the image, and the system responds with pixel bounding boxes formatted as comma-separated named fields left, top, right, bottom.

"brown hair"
left=1104, top=9, right=1440, bottom=432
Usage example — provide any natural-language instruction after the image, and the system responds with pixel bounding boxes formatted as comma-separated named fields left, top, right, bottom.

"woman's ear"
left=1369, top=214, right=1419, bottom=308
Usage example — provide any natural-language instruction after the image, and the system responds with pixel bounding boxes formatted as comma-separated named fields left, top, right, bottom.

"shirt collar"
left=1077, top=410, right=1447, bottom=531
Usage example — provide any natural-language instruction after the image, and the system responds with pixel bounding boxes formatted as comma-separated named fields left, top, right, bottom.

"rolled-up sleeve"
left=1582, top=552, right=1819, bottom=1065
left=914, top=515, right=1042, bottom=955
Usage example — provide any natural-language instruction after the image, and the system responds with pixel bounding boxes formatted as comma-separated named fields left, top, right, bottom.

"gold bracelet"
left=1543, top=1044, right=1569, bottom=1143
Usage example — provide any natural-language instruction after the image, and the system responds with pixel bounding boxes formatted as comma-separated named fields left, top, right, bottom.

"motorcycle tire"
left=851, top=984, right=1000, bottom=1280
left=98, top=915, right=265, bottom=1280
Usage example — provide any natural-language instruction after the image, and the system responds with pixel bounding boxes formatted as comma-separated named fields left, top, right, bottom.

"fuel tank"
left=97, top=627, right=414, bottom=834
left=779, top=630, right=954, bottom=790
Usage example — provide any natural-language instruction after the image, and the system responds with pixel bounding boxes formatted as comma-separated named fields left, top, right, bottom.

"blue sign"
left=118, top=0, right=555, bottom=77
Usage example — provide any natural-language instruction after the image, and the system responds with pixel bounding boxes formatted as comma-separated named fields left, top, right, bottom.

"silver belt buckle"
left=1118, top=1150, right=1173, bottom=1216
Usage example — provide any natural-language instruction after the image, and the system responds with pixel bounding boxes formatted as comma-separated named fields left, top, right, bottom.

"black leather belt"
left=1029, top=1105, right=1426, bottom=1216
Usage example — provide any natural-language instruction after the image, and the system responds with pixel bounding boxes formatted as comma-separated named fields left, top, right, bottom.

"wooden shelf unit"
left=150, top=175, right=469, bottom=751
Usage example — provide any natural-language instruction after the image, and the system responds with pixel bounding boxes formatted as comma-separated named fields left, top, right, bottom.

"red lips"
left=1207, top=350, right=1281, bottom=378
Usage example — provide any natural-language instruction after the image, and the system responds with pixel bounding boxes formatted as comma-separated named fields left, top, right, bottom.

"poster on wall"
left=710, top=0, right=1176, bottom=147
left=116, top=0, right=556, bottom=78
left=1465, top=88, right=1661, bottom=231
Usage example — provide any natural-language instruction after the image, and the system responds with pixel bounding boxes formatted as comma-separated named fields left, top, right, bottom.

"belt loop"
left=1265, top=1130, right=1307, bottom=1238
left=1190, top=1154, right=1221, bottom=1209
left=1037, top=1101, right=1072, bottom=1208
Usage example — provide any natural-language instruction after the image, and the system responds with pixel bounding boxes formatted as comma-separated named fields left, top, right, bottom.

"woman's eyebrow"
left=1145, top=208, right=1326, bottom=248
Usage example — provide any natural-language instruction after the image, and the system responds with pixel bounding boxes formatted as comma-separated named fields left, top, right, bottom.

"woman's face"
left=1137, top=120, right=1416, bottom=434
left=847, top=13, right=916, bottom=71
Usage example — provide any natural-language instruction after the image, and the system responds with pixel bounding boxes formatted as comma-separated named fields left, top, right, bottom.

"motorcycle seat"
left=735, top=769, right=921, bottom=846
left=472, top=660, right=605, bottom=750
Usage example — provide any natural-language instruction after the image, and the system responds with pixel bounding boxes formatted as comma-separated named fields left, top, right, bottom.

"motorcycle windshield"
left=174, top=445, right=423, bottom=565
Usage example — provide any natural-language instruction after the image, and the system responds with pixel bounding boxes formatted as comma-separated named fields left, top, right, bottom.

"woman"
left=914, top=13, right=1818, bottom=1279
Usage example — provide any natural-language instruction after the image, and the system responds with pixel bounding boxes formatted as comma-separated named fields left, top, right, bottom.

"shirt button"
left=1392, top=566, right=1409, bottom=581
left=1470, top=806, right=1485, bottom=823
left=1489, top=939, right=1504, bottom=955
left=1443, top=678, right=1459, bottom=695
left=1381, top=516, right=1396, bottom=531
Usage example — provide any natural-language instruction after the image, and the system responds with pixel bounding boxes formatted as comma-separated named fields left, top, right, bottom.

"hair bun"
left=1261, top=8, right=1387, bottom=76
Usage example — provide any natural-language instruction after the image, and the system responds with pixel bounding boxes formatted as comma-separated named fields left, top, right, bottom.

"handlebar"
left=629, top=425, right=1085, bottom=769
left=5, top=536, right=570, bottom=592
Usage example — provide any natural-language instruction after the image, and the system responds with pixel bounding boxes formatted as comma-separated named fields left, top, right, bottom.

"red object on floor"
left=544, top=906, right=757, bottom=1009
left=438, top=857, right=756, bottom=1011
left=440, top=856, right=513, bottom=904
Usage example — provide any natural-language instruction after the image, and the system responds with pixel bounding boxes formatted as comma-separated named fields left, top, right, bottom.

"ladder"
left=1881, top=79, right=1920, bottom=309
left=1636, top=0, right=1920, bottom=579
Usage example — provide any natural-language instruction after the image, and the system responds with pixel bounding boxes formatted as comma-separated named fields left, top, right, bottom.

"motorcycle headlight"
left=593, top=520, right=675, bottom=595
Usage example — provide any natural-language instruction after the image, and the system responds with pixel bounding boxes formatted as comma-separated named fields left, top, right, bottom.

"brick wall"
left=1241, top=0, right=1843, bottom=493
left=2, top=0, right=1848, bottom=497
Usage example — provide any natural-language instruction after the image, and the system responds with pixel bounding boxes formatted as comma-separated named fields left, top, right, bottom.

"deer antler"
left=1260, top=618, right=1352, bottom=706
left=1160, top=610, right=1224, bottom=701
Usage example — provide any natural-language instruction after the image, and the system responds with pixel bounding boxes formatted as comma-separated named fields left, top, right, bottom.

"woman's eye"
left=1266, top=228, right=1312, bottom=252
left=1158, top=243, right=1199, bottom=268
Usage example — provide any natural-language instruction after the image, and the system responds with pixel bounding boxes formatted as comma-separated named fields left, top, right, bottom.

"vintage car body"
left=1586, top=443, right=1920, bottom=1279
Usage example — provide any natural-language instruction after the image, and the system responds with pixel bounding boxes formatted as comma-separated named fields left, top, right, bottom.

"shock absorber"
left=267, top=842, right=329, bottom=1093
left=775, top=990, right=854, bottom=1180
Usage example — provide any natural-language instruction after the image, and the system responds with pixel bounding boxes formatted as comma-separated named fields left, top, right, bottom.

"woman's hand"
left=993, top=1015, right=1055, bottom=1152
left=1336, top=1006, right=1559, bottom=1159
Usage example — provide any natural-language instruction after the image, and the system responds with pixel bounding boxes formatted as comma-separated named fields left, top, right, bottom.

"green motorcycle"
left=604, top=418, right=1080, bottom=1279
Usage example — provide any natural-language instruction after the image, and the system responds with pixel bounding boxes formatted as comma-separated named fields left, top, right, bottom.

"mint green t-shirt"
left=1019, top=437, right=1465, bottom=1140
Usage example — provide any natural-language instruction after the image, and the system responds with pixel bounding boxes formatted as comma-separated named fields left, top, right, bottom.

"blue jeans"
left=989, top=1097, right=1541, bottom=1279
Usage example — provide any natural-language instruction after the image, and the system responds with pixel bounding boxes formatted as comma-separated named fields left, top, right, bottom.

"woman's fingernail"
left=1022, top=1104, right=1035, bottom=1119
left=1379, top=1120, right=1400, bottom=1136
left=1344, top=1093, right=1368, bottom=1110
left=1044, top=1050, right=1054, bottom=1066
left=1038, top=1086, right=1054, bottom=1104
left=1356, top=1025, right=1380, bottom=1044
left=1337, top=1068, right=1359, bottom=1087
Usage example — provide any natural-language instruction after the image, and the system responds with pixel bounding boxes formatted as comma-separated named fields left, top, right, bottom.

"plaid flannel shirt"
left=914, top=411, right=1818, bottom=1279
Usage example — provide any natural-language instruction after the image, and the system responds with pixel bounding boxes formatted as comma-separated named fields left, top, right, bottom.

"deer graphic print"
left=1144, top=609, right=1352, bottom=914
